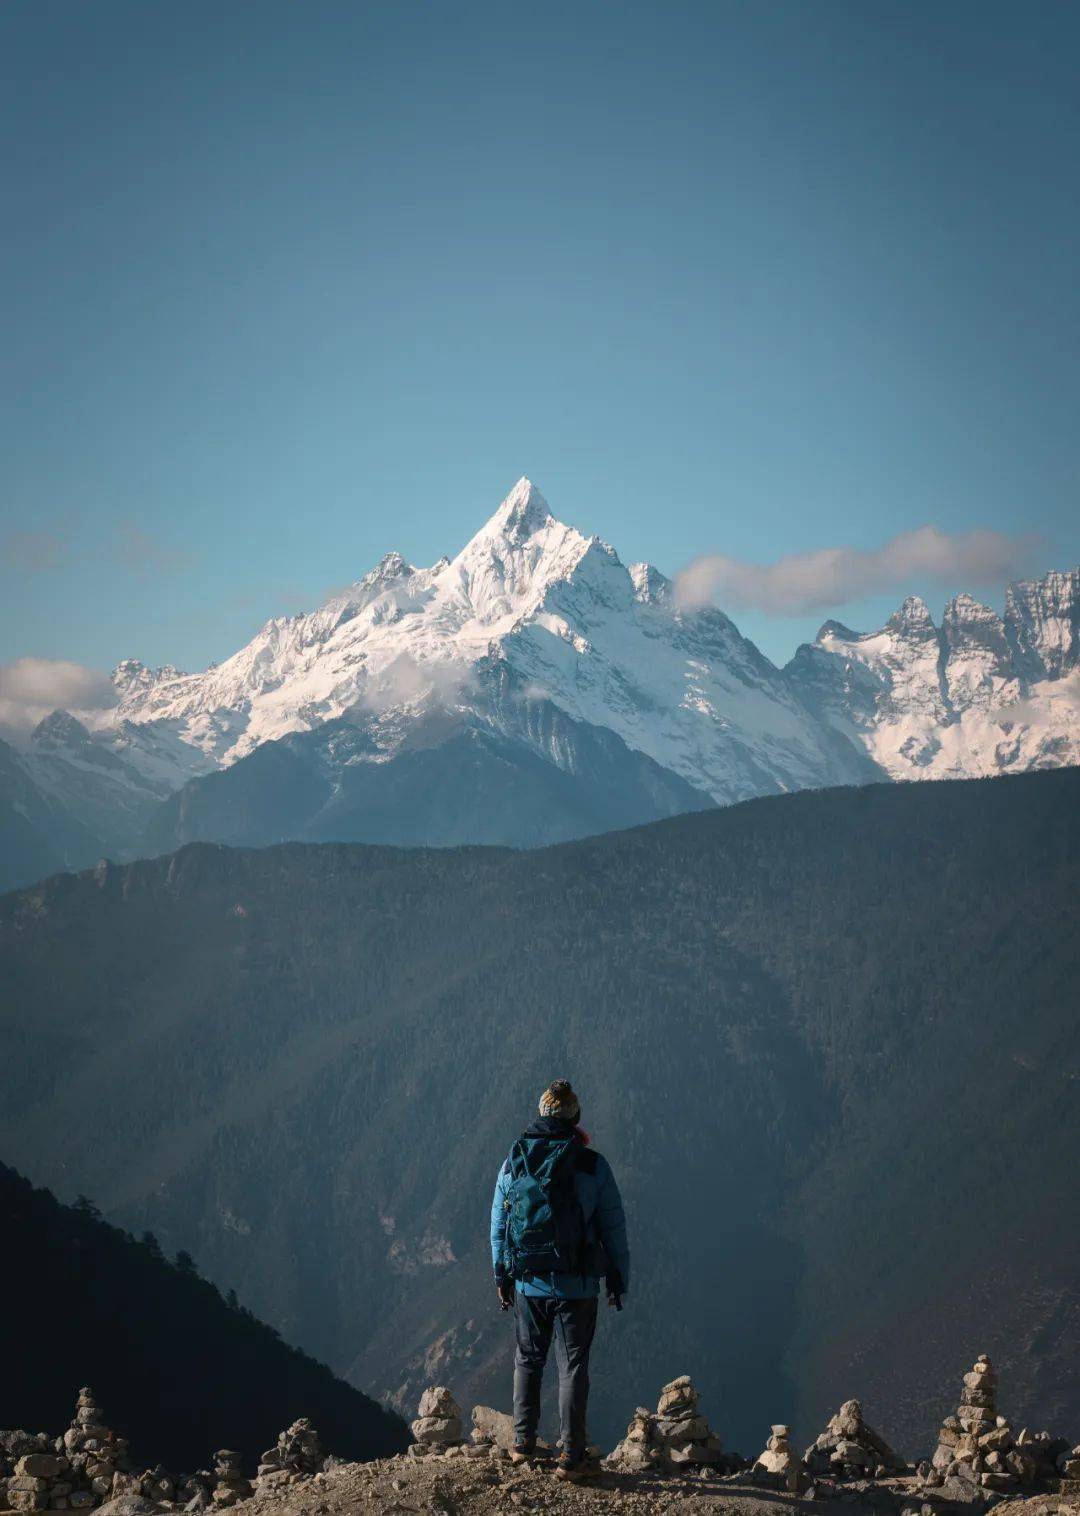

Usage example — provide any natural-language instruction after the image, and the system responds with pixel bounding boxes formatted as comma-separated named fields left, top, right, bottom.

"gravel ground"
left=230, top=1451, right=946, bottom=1516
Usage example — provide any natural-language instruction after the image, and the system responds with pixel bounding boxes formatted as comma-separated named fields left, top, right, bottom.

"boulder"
left=469, top=1407, right=517, bottom=1451
left=93, top=1500, right=166, bottom=1516
left=16, top=1457, right=64, bottom=1480
left=417, top=1388, right=459, bottom=1421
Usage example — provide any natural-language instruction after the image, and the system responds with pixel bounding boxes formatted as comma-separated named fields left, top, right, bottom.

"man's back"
left=489, top=1079, right=630, bottom=1482
left=490, top=1118, right=629, bottom=1299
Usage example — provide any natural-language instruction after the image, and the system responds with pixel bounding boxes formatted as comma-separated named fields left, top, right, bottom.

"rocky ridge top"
left=3, top=1356, right=1078, bottom=1516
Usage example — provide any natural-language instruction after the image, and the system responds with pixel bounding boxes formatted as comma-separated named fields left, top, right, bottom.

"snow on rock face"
left=786, top=569, right=1080, bottom=780
left=941, top=594, right=1018, bottom=712
left=1005, top=568, right=1080, bottom=680
left=86, top=478, right=870, bottom=805
left=31, top=480, right=1080, bottom=821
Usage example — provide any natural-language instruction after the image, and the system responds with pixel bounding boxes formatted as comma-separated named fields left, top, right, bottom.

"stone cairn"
left=254, top=1419, right=326, bottom=1491
left=408, top=1387, right=465, bottom=1459
left=605, top=1376, right=726, bottom=1471
left=802, top=1397, right=907, bottom=1483
left=210, top=1449, right=252, bottom=1507
left=751, top=1423, right=807, bottom=1492
left=0, top=1388, right=137, bottom=1512
left=920, top=1355, right=1072, bottom=1495
left=63, top=1388, right=133, bottom=1505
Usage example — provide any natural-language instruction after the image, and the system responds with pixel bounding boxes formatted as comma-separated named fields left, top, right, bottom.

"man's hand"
left=496, top=1277, right=515, bottom=1312
left=606, top=1270, right=624, bottom=1311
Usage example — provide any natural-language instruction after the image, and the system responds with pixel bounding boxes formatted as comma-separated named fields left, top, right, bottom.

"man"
left=489, top=1078, right=630, bottom=1481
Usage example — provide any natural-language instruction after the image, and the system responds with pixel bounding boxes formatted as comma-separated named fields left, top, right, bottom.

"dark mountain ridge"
left=1, top=771, right=1077, bottom=1454
left=0, top=1161, right=408, bottom=1470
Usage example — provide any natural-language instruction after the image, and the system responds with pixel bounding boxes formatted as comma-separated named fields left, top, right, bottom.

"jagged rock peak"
left=370, top=551, right=413, bottom=581
left=629, top=561, right=672, bottom=604
left=111, top=658, right=187, bottom=695
left=31, top=709, right=92, bottom=747
left=483, top=477, right=553, bottom=544
left=815, top=618, right=862, bottom=644
left=1005, top=565, right=1080, bottom=678
left=886, top=596, right=937, bottom=636
left=945, top=591, right=1000, bottom=622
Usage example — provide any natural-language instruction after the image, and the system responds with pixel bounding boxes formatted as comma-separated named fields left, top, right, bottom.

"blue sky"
left=2, top=0, right=1078, bottom=679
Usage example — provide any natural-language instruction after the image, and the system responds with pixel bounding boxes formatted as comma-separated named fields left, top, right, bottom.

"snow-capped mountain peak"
left=483, top=475, right=553, bottom=542
left=22, top=481, right=1079, bottom=864
left=787, top=567, right=1080, bottom=777
left=446, top=477, right=596, bottom=630
left=67, top=479, right=873, bottom=799
left=886, top=595, right=937, bottom=637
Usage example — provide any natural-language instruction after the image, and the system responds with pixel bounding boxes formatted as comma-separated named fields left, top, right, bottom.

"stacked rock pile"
left=605, top=1376, right=726, bottom=1471
left=919, top=1355, right=1071, bottom=1495
left=210, top=1450, right=251, bottom=1507
left=752, top=1424, right=807, bottom=1492
left=1, top=1390, right=138, bottom=1511
left=408, top=1388, right=464, bottom=1459
left=1, top=1433, right=56, bottom=1512
left=2, top=1445, right=75, bottom=1512
left=255, top=1419, right=326, bottom=1490
left=62, top=1389, right=133, bottom=1504
left=802, top=1397, right=907, bottom=1482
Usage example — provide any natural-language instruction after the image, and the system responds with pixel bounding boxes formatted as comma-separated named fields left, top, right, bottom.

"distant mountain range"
left=2, top=770, right=1077, bottom=1452
left=2, top=479, right=1077, bottom=889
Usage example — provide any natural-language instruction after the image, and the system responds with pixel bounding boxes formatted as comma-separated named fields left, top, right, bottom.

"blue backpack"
left=503, top=1134, right=587, bottom=1279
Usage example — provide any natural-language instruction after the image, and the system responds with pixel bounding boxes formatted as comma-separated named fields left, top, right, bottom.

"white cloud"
left=675, top=526, right=1038, bottom=616
left=0, top=657, right=118, bottom=743
left=359, top=653, right=478, bottom=716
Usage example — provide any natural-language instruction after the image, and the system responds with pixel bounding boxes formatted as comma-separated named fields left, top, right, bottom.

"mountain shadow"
left=145, top=694, right=715, bottom=853
left=0, top=1162, right=408, bottom=1469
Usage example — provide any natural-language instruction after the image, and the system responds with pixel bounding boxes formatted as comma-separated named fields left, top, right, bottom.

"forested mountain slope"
left=1, top=771, right=1076, bottom=1454
left=0, top=1162, right=408, bottom=1468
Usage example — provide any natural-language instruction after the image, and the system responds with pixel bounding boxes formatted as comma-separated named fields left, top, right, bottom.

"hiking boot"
left=554, top=1453, right=596, bottom=1482
left=509, top=1445, right=534, bottom=1465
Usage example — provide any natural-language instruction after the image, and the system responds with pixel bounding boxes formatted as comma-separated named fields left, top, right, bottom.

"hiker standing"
left=489, top=1078, right=630, bottom=1481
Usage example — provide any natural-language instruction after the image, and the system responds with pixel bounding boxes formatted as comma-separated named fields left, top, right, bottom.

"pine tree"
left=141, top=1230, right=164, bottom=1261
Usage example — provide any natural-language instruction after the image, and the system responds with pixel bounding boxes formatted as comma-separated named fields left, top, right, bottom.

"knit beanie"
left=539, top=1078, right=581, bottom=1123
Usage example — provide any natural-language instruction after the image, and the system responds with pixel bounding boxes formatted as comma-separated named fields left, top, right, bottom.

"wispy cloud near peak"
left=675, top=525, right=1039, bottom=616
left=0, top=657, right=118, bottom=744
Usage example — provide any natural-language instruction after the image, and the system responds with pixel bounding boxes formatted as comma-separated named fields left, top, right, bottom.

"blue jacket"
left=490, top=1118, right=630, bottom=1300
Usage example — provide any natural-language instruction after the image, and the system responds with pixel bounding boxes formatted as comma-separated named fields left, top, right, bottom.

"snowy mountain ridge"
left=787, top=567, right=1080, bottom=780
left=2, top=479, right=1077, bottom=886
left=100, top=477, right=868, bottom=802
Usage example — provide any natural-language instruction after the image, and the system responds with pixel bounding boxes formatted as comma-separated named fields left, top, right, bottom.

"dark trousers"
left=512, top=1293, right=598, bottom=1459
